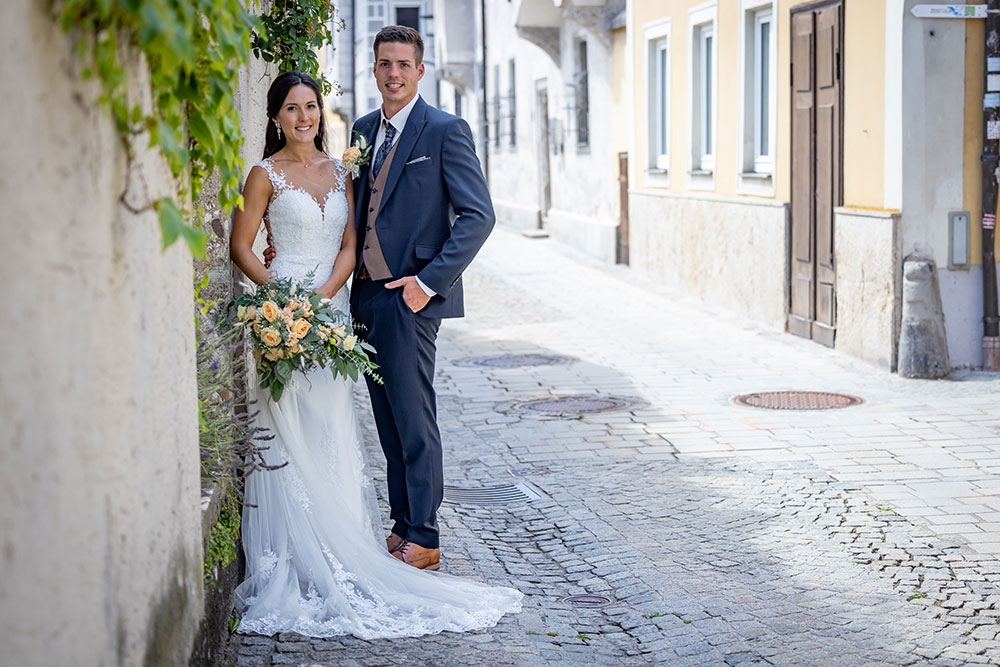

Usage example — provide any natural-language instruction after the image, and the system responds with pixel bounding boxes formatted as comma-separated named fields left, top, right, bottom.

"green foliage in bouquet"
left=230, top=275, right=381, bottom=402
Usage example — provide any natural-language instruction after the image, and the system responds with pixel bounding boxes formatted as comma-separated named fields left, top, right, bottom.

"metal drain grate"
left=515, top=395, right=635, bottom=416
left=732, top=391, right=864, bottom=410
left=561, top=594, right=614, bottom=609
left=457, top=353, right=572, bottom=369
left=443, top=482, right=542, bottom=505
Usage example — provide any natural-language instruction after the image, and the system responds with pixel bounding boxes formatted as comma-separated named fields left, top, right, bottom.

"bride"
left=229, top=71, right=522, bottom=639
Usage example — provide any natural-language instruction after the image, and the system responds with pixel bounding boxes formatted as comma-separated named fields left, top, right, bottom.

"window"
left=454, top=88, right=462, bottom=118
left=746, top=5, right=774, bottom=175
left=575, top=40, right=590, bottom=148
left=688, top=3, right=716, bottom=179
left=644, top=20, right=670, bottom=173
left=395, top=7, right=420, bottom=31
left=508, top=59, right=517, bottom=146
left=696, top=23, right=714, bottom=170
left=652, top=38, right=668, bottom=169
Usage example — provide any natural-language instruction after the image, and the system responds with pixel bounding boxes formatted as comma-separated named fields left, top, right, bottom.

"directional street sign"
left=910, top=4, right=986, bottom=18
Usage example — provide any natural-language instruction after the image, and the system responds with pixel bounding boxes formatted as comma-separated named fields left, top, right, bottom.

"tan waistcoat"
left=358, top=140, right=400, bottom=280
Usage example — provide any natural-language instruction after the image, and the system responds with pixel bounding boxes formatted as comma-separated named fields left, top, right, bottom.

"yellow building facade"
left=627, top=0, right=997, bottom=370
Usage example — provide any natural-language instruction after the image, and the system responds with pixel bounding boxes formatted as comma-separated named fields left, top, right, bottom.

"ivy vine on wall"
left=252, top=0, right=342, bottom=95
left=53, top=0, right=261, bottom=258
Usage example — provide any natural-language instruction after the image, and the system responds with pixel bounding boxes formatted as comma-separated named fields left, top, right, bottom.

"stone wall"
left=834, top=208, right=901, bottom=371
left=628, top=191, right=788, bottom=329
left=0, top=2, right=202, bottom=664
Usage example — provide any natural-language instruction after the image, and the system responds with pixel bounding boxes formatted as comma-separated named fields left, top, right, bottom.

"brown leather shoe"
left=386, top=532, right=405, bottom=554
left=393, top=541, right=440, bottom=570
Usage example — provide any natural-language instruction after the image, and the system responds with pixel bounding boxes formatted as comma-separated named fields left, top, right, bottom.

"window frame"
left=698, top=24, right=715, bottom=171
left=687, top=2, right=717, bottom=189
left=738, top=0, right=777, bottom=194
left=643, top=19, right=671, bottom=176
left=752, top=7, right=773, bottom=174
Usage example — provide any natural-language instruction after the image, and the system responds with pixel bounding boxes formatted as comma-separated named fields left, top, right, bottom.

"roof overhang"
left=515, top=0, right=562, bottom=29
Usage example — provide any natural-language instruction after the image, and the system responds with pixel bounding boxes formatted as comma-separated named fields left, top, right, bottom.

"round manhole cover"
left=516, top=395, right=634, bottom=416
left=561, top=594, right=614, bottom=609
left=457, top=354, right=572, bottom=369
left=732, top=391, right=864, bottom=410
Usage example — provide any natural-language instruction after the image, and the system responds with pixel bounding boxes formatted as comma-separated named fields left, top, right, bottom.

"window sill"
left=688, top=169, right=713, bottom=176
left=647, top=168, right=669, bottom=175
left=740, top=171, right=772, bottom=180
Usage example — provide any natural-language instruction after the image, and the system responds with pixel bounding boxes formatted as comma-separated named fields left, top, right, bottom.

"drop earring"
left=274, top=121, right=282, bottom=140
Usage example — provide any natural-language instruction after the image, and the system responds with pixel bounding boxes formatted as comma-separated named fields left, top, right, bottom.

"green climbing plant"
left=51, top=0, right=261, bottom=258
left=251, top=0, right=341, bottom=95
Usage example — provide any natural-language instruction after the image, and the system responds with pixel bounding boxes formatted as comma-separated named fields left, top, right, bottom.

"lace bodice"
left=257, top=157, right=350, bottom=313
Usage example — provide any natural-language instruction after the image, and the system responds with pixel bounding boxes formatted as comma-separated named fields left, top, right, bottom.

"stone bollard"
left=897, top=256, right=950, bottom=378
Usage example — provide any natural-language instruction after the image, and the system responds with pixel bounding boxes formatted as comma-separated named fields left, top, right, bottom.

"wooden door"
left=536, top=82, right=551, bottom=228
left=789, top=1, right=842, bottom=347
left=617, top=152, right=630, bottom=264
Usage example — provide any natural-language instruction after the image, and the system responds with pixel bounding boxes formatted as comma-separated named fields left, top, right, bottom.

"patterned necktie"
left=371, top=120, right=397, bottom=177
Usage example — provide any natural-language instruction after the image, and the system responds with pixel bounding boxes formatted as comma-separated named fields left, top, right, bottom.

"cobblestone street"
left=228, top=228, right=1000, bottom=666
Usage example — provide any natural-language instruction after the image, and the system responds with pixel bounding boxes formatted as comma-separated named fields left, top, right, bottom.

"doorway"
left=788, top=0, right=843, bottom=347
left=536, top=80, right=552, bottom=229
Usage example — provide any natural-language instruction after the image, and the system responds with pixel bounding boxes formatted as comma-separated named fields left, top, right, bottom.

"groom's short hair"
left=374, top=25, right=424, bottom=65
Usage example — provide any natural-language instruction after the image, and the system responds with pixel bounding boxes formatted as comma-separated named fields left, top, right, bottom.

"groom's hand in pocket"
left=386, top=276, right=430, bottom=313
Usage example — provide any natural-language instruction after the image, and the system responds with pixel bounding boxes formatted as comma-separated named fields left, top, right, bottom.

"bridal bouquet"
left=230, top=275, right=380, bottom=402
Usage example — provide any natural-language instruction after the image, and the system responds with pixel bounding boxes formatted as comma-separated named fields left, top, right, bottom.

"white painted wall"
left=899, top=0, right=997, bottom=367
left=486, top=2, right=620, bottom=261
left=0, top=2, right=202, bottom=664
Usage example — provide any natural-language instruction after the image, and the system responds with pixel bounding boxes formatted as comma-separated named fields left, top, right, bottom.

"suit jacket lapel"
left=377, top=97, right=427, bottom=216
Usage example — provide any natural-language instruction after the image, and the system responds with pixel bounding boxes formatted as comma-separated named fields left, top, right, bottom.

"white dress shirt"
left=375, top=94, right=436, bottom=298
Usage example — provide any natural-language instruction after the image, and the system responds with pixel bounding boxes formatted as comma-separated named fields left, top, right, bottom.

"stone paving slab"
left=226, top=229, right=1000, bottom=665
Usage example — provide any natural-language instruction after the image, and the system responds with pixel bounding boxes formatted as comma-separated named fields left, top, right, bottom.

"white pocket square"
left=406, top=155, right=431, bottom=165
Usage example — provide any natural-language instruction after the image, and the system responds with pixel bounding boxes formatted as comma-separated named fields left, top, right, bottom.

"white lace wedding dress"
left=234, top=157, right=523, bottom=638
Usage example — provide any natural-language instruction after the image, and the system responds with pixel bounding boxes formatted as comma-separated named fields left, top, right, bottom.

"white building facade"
left=485, top=0, right=626, bottom=262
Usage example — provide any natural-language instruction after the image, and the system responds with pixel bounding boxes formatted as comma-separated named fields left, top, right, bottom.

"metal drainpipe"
left=983, top=0, right=1000, bottom=370
left=481, top=0, right=489, bottom=178
left=351, top=0, right=357, bottom=121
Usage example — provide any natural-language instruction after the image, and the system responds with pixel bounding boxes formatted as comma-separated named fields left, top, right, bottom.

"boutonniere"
left=342, top=131, right=373, bottom=179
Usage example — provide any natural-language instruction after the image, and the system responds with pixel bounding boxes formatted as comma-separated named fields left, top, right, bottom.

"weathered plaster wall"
left=0, top=2, right=202, bottom=664
left=898, top=0, right=994, bottom=367
left=487, top=1, right=620, bottom=260
left=834, top=208, right=901, bottom=370
left=629, top=192, right=788, bottom=328
left=486, top=0, right=551, bottom=231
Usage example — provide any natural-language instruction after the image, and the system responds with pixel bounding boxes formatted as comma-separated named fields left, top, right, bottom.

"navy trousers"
left=352, top=278, right=443, bottom=549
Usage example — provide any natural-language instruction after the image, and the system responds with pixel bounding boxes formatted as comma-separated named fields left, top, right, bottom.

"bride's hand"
left=315, top=285, right=336, bottom=300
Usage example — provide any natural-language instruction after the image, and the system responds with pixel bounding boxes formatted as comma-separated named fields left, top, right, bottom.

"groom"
left=349, top=25, right=495, bottom=570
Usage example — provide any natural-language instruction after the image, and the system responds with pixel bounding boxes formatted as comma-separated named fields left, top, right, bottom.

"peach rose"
left=261, top=301, right=280, bottom=322
left=264, top=347, right=283, bottom=361
left=343, top=146, right=362, bottom=162
left=292, top=318, right=311, bottom=338
left=261, top=327, right=282, bottom=347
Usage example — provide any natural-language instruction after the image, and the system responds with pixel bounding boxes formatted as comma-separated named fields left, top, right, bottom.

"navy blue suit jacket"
left=351, top=97, right=494, bottom=319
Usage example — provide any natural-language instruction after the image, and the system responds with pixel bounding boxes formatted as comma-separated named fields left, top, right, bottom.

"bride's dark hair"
left=263, top=71, right=328, bottom=159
